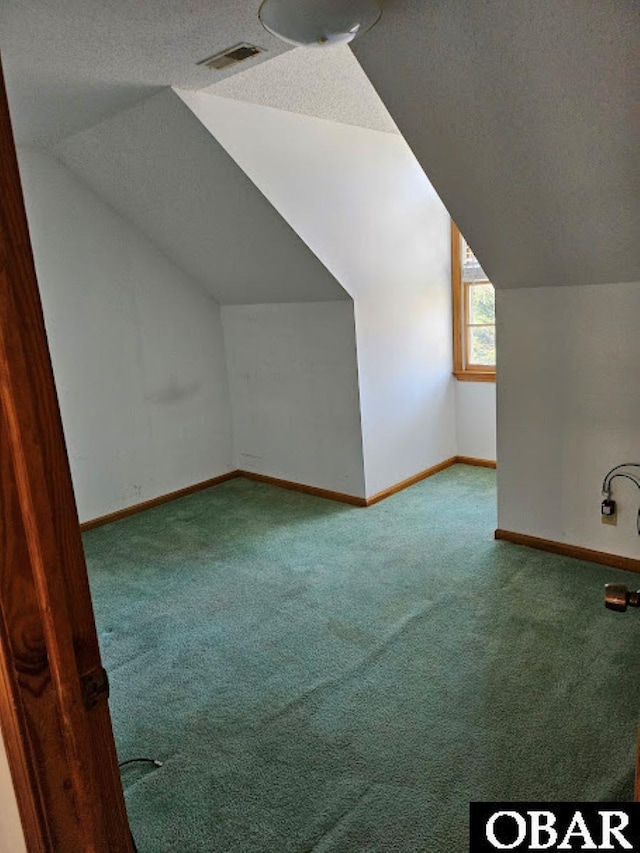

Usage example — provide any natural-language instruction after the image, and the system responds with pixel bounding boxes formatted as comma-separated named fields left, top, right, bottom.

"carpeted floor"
left=83, top=464, right=640, bottom=852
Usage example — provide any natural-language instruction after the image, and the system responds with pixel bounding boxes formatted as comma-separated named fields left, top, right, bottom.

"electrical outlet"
left=601, top=498, right=617, bottom=525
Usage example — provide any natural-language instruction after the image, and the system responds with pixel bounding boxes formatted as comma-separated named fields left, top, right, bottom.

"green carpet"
left=83, top=465, right=640, bottom=852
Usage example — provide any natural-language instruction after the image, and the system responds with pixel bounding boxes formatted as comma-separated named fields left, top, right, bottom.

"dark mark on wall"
left=146, top=380, right=202, bottom=405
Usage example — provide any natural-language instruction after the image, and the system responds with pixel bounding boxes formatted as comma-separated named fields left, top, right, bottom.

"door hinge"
left=80, top=666, right=109, bottom=711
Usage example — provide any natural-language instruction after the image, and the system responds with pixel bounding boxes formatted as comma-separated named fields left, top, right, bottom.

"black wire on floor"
left=119, top=757, right=164, bottom=769
left=119, top=757, right=163, bottom=851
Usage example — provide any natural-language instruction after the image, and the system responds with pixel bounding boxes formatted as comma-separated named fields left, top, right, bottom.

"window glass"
left=468, top=282, right=494, bottom=326
left=451, top=221, right=496, bottom=379
left=468, top=325, right=496, bottom=366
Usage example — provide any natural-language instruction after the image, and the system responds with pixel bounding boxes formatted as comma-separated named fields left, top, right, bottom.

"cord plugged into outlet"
left=601, top=464, right=640, bottom=533
left=601, top=498, right=617, bottom=526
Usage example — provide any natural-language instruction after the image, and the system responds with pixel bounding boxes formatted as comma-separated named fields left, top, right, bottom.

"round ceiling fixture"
left=258, top=0, right=382, bottom=48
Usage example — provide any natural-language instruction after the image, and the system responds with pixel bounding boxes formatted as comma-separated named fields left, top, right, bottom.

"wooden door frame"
left=0, top=58, right=133, bottom=851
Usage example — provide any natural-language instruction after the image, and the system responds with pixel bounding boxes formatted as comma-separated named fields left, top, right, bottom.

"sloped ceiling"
left=353, top=0, right=640, bottom=288
left=3, top=0, right=637, bottom=293
left=178, top=91, right=444, bottom=300
left=0, top=0, right=292, bottom=145
left=55, top=89, right=347, bottom=304
left=205, top=45, right=399, bottom=135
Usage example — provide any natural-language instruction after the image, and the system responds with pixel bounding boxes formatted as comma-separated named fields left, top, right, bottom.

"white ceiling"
left=205, top=45, right=399, bottom=135
left=0, top=0, right=293, bottom=144
left=0, top=1, right=396, bottom=144
left=353, top=0, right=640, bottom=288
left=55, top=90, right=348, bottom=305
left=2, top=0, right=637, bottom=292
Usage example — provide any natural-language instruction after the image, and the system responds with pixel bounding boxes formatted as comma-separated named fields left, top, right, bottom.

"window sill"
left=453, top=370, right=496, bottom=383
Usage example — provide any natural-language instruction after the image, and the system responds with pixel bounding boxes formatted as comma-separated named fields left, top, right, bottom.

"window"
left=451, top=221, right=496, bottom=382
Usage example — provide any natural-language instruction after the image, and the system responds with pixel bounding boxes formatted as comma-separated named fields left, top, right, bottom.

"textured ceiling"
left=54, top=90, right=347, bottom=305
left=4, top=0, right=637, bottom=293
left=205, top=45, right=398, bottom=135
left=353, top=0, right=640, bottom=288
left=0, top=0, right=293, bottom=144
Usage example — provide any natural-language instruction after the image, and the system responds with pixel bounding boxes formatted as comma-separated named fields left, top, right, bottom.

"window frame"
left=451, top=221, right=496, bottom=383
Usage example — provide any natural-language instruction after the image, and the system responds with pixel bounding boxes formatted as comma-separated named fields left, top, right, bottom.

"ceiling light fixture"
left=258, top=0, right=382, bottom=48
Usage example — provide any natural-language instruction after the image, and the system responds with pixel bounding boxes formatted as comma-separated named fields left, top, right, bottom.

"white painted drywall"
left=206, top=45, right=398, bottom=135
left=0, top=0, right=294, bottom=145
left=222, top=303, right=366, bottom=498
left=55, top=90, right=347, bottom=305
left=179, top=93, right=455, bottom=498
left=455, top=382, right=496, bottom=462
left=0, top=734, right=25, bottom=853
left=353, top=1, right=640, bottom=288
left=18, top=148, right=234, bottom=523
left=355, top=290, right=455, bottom=497
left=497, top=281, right=640, bottom=558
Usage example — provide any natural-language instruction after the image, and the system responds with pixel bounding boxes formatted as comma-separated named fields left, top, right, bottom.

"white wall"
left=179, top=93, right=456, bottom=498
left=0, top=736, right=25, bottom=853
left=55, top=90, right=347, bottom=306
left=497, top=281, right=640, bottom=558
left=355, top=290, right=454, bottom=496
left=18, top=148, right=234, bottom=523
left=222, top=303, right=366, bottom=497
left=353, top=2, right=640, bottom=289
left=455, top=382, right=496, bottom=461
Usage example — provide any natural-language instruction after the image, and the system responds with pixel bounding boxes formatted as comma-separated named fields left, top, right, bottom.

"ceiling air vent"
left=197, top=43, right=263, bottom=71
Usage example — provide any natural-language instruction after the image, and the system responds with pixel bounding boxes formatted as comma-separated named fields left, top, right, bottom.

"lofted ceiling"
left=54, top=89, right=348, bottom=305
left=353, top=0, right=640, bottom=288
left=206, top=45, right=399, bottom=135
left=0, top=0, right=292, bottom=145
left=1, top=0, right=637, bottom=293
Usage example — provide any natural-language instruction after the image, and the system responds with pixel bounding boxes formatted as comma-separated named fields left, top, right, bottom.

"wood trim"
left=451, top=221, right=496, bottom=383
left=0, top=595, right=46, bottom=850
left=453, top=370, right=496, bottom=383
left=495, top=529, right=640, bottom=574
left=451, top=220, right=464, bottom=375
left=81, top=472, right=365, bottom=531
left=0, top=58, right=132, bottom=851
left=81, top=457, right=499, bottom=531
left=456, top=456, right=497, bottom=469
left=80, top=471, right=241, bottom=531
left=240, top=471, right=368, bottom=507
left=241, top=458, right=492, bottom=508
left=463, top=279, right=496, bottom=374
left=366, top=457, right=458, bottom=506
left=636, top=724, right=640, bottom=802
